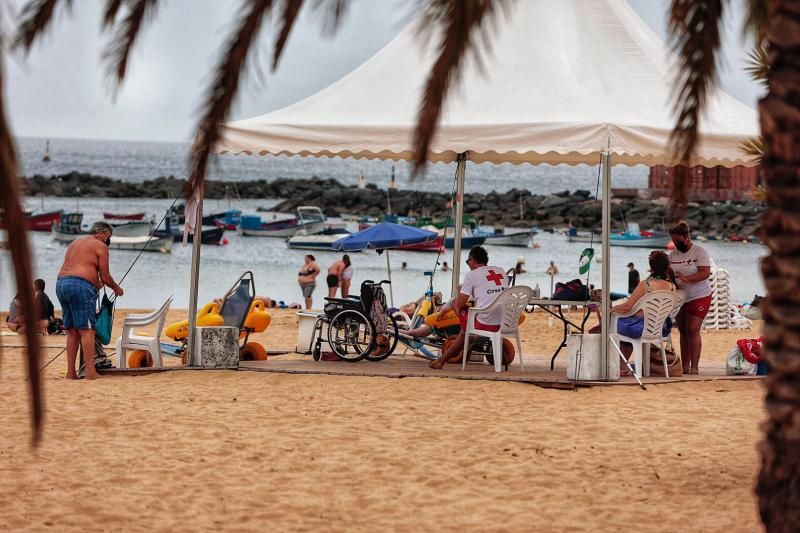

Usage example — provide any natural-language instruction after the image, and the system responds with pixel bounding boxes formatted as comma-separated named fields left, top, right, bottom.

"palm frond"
left=186, top=0, right=276, bottom=203
left=0, top=52, right=43, bottom=445
left=311, top=0, right=349, bottom=36
left=411, top=0, right=506, bottom=174
left=102, top=0, right=159, bottom=92
left=744, top=44, right=769, bottom=88
left=102, top=0, right=125, bottom=29
left=667, top=0, right=724, bottom=208
left=743, top=0, right=768, bottom=41
left=740, top=135, right=764, bottom=164
left=13, top=0, right=71, bottom=52
left=273, top=0, right=304, bottom=70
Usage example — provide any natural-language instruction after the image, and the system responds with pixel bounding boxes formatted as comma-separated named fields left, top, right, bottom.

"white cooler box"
left=296, top=312, right=330, bottom=354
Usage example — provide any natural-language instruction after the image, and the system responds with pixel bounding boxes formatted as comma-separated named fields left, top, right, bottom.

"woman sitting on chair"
left=610, top=251, right=675, bottom=369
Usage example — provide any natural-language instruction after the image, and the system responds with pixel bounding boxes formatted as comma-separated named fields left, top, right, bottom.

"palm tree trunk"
left=755, top=2, right=800, bottom=530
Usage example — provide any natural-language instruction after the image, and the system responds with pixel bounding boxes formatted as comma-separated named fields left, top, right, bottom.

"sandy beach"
left=0, top=308, right=766, bottom=531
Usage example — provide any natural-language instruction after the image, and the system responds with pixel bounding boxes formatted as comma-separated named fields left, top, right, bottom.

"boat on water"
left=566, top=228, right=602, bottom=244
left=240, top=206, right=326, bottom=237
left=107, top=219, right=154, bottom=237
left=0, top=210, right=62, bottom=232
left=482, top=228, right=534, bottom=247
left=567, top=224, right=670, bottom=248
left=609, top=223, right=670, bottom=248
left=445, top=235, right=485, bottom=249
left=397, top=234, right=445, bottom=252
left=287, top=228, right=352, bottom=251
left=154, top=217, right=227, bottom=245
left=103, top=212, right=145, bottom=221
left=52, top=213, right=172, bottom=252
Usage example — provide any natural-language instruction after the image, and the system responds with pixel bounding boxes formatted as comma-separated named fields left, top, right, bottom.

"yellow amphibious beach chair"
left=156, top=271, right=271, bottom=366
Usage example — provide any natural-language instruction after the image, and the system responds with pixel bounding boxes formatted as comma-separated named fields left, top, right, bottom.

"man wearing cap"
left=627, top=262, right=640, bottom=295
left=429, top=246, right=508, bottom=369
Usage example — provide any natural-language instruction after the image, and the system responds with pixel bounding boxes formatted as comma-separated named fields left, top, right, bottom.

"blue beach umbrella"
left=331, top=222, right=438, bottom=305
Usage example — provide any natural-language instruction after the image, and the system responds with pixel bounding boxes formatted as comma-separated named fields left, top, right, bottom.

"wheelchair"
left=311, top=279, right=399, bottom=362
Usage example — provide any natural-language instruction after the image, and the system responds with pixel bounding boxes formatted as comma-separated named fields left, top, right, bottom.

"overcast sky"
left=6, top=0, right=762, bottom=143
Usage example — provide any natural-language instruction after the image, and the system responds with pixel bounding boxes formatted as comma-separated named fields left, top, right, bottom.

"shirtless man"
left=297, top=254, right=321, bottom=309
left=327, top=256, right=347, bottom=298
left=56, top=222, right=124, bottom=380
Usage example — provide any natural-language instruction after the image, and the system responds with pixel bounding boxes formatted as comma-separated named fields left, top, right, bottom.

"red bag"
left=736, top=336, right=765, bottom=364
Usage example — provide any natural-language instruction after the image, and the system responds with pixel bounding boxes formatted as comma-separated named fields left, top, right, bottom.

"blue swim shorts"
left=56, top=276, right=98, bottom=330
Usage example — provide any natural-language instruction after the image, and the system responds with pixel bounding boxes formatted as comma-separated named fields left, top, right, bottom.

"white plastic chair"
left=609, top=291, right=680, bottom=378
left=662, top=290, right=686, bottom=353
left=116, top=296, right=173, bottom=369
left=461, top=286, right=533, bottom=373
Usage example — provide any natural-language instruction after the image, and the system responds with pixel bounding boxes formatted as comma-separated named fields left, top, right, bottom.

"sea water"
left=0, top=137, right=767, bottom=309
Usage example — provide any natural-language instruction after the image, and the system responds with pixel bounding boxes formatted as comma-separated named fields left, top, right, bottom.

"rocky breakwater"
left=22, top=172, right=765, bottom=239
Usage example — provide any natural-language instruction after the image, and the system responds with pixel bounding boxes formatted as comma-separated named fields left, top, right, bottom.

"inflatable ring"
left=127, top=350, right=153, bottom=368
left=442, top=337, right=463, bottom=364
left=485, top=338, right=516, bottom=366
left=240, top=341, right=268, bottom=361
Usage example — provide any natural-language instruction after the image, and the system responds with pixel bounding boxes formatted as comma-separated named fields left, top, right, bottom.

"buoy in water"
left=221, top=238, right=229, bottom=245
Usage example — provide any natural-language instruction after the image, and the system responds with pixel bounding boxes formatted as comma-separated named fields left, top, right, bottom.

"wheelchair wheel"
left=363, top=314, right=399, bottom=362
left=327, top=309, right=375, bottom=361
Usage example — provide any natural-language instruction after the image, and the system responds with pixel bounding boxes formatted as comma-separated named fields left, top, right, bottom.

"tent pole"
left=186, top=189, right=204, bottom=367
left=386, top=251, right=394, bottom=307
left=600, top=152, right=612, bottom=380
left=451, top=153, right=467, bottom=299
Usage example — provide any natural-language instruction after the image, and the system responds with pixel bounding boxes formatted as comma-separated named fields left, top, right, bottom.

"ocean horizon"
left=18, top=136, right=650, bottom=196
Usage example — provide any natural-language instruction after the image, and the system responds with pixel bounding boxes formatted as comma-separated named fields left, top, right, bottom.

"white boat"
left=566, top=223, right=670, bottom=248
left=484, top=230, right=533, bottom=247
left=108, top=235, right=173, bottom=253
left=287, top=228, right=353, bottom=251
left=240, top=206, right=327, bottom=237
left=52, top=213, right=171, bottom=252
left=107, top=220, right=154, bottom=237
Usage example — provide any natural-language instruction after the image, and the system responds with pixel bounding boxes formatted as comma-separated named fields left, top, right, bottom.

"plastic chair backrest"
left=153, top=296, right=173, bottom=338
left=220, top=272, right=255, bottom=329
left=668, top=290, right=687, bottom=324
left=637, top=291, right=678, bottom=340
left=481, top=286, right=533, bottom=333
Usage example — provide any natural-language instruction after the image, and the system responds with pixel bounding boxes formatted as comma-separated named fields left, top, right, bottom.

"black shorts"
left=326, top=274, right=340, bottom=288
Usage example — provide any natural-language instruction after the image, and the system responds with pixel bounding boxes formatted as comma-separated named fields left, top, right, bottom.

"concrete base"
left=195, top=326, right=239, bottom=368
left=566, top=333, right=619, bottom=381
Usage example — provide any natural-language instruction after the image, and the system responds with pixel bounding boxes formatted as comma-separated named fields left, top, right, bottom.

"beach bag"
left=553, top=279, right=589, bottom=301
left=726, top=336, right=764, bottom=375
left=95, top=291, right=116, bottom=346
left=649, top=344, right=682, bottom=377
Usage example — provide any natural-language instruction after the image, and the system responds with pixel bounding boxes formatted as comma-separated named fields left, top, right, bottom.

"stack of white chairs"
left=701, top=268, right=753, bottom=331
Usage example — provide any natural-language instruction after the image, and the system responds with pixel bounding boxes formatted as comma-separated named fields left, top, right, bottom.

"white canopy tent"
left=187, top=0, right=758, bottom=376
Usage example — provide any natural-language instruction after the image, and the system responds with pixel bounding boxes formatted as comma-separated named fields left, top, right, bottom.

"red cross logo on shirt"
left=485, top=269, right=504, bottom=286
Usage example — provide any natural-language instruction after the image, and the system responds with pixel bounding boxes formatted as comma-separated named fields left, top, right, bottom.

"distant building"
left=648, top=165, right=761, bottom=201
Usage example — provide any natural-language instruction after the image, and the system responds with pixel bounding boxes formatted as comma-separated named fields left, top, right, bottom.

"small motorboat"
left=107, top=220, right=154, bottom=237
left=287, top=228, right=352, bottom=251
left=0, top=210, right=63, bottom=232
left=397, top=235, right=445, bottom=252
left=483, top=229, right=533, bottom=247
left=52, top=213, right=172, bottom=252
left=154, top=216, right=227, bottom=245
left=108, top=235, right=173, bottom=253
left=103, top=212, right=145, bottom=221
left=609, top=223, right=670, bottom=248
left=240, top=206, right=326, bottom=237
left=566, top=227, right=603, bottom=244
